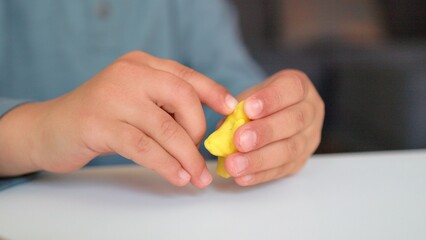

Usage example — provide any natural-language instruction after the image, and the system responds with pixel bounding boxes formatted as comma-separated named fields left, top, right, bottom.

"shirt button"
left=97, top=2, right=111, bottom=20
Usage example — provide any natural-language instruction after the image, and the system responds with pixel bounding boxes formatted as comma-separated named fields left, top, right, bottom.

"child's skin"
left=0, top=51, right=324, bottom=188
left=232, top=70, right=324, bottom=186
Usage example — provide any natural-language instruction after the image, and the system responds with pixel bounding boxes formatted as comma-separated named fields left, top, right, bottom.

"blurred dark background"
left=232, top=0, right=426, bottom=153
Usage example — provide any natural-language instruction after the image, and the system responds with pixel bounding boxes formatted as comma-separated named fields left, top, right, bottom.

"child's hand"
left=0, top=51, right=237, bottom=188
left=226, top=70, right=325, bottom=186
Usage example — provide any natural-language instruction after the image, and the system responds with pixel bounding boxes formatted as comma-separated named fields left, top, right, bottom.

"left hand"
left=225, top=70, right=325, bottom=186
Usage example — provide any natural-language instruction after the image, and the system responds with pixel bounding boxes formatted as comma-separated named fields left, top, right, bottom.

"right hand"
left=0, top=51, right=238, bottom=188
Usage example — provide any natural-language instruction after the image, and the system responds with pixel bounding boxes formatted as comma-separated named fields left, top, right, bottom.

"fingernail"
left=225, top=94, right=238, bottom=112
left=178, top=169, right=191, bottom=183
left=239, top=130, right=257, bottom=151
left=241, top=174, right=254, bottom=184
left=232, top=155, right=248, bottom=175
left=245, top=99, right=263, bottom=118
left=200, top=168, right=213, bottom=185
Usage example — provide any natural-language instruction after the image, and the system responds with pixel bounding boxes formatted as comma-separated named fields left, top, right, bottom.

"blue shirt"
left=0, top=0, right=264, bottom=190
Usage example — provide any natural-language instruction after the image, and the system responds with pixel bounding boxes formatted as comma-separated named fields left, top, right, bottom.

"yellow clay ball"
left=204, top=101, right=250, bottom=178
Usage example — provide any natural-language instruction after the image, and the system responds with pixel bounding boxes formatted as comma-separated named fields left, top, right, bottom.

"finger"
left=143, top=70, right=207, bottom=145
left=123, top=101, right=212, bottom=188
left=146, top=55, right=238, bottom=114
left=122, top=51, right=238, bottom=115
left=234, top=156, right=308, bottom=186
left=105, top=121, right=191, bottom=187
left=244, top=70, right=310, bottom=119
left=305, top=94, right=326, bottom=153
left=304, top=116, right=324, bottom=154
left=234, top=101, right=315, bottom=152
left=226, top=133, right=307, bottom=177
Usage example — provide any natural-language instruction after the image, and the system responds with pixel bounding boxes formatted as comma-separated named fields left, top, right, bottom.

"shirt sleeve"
left=176, top=0, right=266, bottom=157
left=0, top=173, right=39, bottom=191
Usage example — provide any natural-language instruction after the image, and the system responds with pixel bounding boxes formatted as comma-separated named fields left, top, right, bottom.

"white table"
left=1, top=150, right=425, bottom=240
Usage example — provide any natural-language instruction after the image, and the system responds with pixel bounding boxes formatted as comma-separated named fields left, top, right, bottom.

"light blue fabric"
left=0, top=0, right=264, bottom=189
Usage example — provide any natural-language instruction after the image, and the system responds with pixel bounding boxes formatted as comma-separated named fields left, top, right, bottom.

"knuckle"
left=279, top=70, right=307, bottom=101
left=289, top=75, right=306, bottom=101
left=121, top=50, right=148, bottom=60
left=272, top=88, right=285, bottom=107
left=292, top=108, right=306, bottom=131
left=134, top=133, right=152, bottom=155
left=161, top=59, right=198, bottom=81
left=110, top=58, right=142, bottom=76
left=111, top=52, right=151, bottom=75
left=170, top=78, right=195, bottom=97
left=262, top=86, right=284, bottom=110
left=285, top=138, right=300, bottom=158
left=178, top=66, right=197, bottom=80
left=159, top=117, right=180, bottom=142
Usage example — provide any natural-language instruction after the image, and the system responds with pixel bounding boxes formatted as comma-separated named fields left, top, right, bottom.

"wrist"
left=0, top=101, right=53, bottom=176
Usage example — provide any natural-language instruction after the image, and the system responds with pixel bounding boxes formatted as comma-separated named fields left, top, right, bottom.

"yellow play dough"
left=204, top=101, right=250, bottom=178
